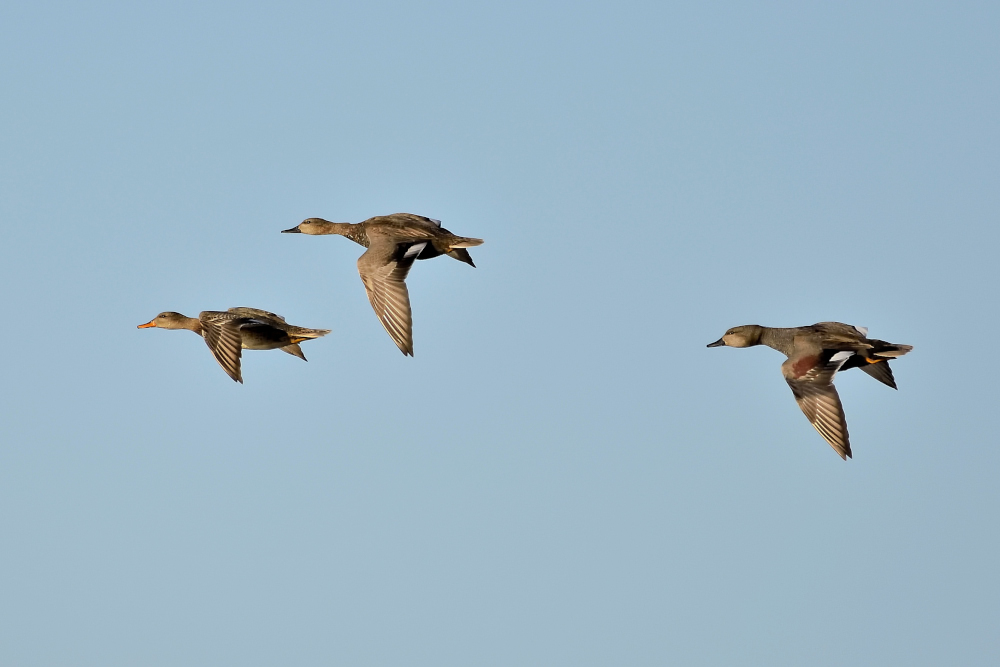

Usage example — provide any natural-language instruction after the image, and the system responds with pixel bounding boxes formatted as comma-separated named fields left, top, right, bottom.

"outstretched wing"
left=356, top=239, right=425, bottom=356
left=199, top=313, right=245, bottom=383
left=784, top=351, right=853, bottom=459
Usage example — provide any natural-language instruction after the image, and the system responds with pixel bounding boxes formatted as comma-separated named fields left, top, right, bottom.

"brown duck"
left=138, top=307, right=330, bottom=383
left=707, top=322, right=913, bottom=459
left=282, top=213, right=483, bottom=356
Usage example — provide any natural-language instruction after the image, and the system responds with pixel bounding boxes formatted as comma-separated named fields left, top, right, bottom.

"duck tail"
left=856, top=341, right=911, bottom=389
left=870, top=342, right=913, bottom=359
left=288, top=327, right=332, bottom=341
left=448, top=236, right=484, bottom=249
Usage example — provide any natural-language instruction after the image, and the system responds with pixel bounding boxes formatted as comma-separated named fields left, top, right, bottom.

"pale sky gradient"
left=1, top=1, right=998, bottom=665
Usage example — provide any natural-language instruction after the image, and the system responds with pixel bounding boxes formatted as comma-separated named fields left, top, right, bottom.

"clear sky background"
left=1, top=1, right=998, bottom=665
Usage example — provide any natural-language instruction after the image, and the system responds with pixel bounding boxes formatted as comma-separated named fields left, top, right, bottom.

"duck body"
left=284, top=213, right=480, bottom=265
left=282, top=213, right=484, bottom=356
left=707, top=322, right=913, bottom=459
left=138, top=308, right=331, bottom=383
left=221, top=307, right=326, bottom=357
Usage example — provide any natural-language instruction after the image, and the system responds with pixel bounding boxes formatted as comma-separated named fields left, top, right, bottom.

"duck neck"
left=758, top=327, right=796, bottom=356
left=183, top=317, right=204, bottom=335
left=326, top=222, right=370, bottom=247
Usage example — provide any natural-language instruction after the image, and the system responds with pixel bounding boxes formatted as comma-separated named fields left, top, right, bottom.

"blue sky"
left=1, top=1, right=998, bottom=664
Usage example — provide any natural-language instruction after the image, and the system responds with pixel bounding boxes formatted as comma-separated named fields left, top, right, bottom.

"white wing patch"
left=830, top=351, right=854, bottom=363
left=854, top=325, right=868, bottom=336
left=403, top=242, right=427, bottom=259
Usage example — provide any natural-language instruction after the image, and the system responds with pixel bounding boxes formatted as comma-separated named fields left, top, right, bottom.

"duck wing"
left=280, top=343, right=307, bottom=361
left=357, top=237, right=426, bottom=356
left=784, top=350, right=854, bottom=459
left=446, top=248, right=476, bottom=267
left=365, top=213, right=442, bottom=235
left=380, top=212, right=441, bottom=229
left=859, top=361, right=897, bottom=389
left=810, top=322, right=873, bottom=348
left=199, top=312, right=245, bottom=383
left=228, top=307, right=286, bottom=324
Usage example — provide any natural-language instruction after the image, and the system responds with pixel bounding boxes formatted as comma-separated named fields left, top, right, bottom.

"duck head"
left=138, top=312, right=199, bottom=331
left=281, top=218, right=339, bottom=235
left=707, top=325, right=763, bottom=348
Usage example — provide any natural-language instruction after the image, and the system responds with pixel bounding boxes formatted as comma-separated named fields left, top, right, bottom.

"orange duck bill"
left=137, top=319, right=157, bottom=328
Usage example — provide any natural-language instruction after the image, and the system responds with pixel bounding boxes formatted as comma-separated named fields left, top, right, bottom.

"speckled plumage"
left=138, top=308, right=331, bottom=383
left=707, top=322, right=913, bottom=460
left=282, top=213, right=483, bottom=356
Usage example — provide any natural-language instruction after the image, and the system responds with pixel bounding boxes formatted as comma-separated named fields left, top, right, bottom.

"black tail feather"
left=860, top=361, right=897, bottom=389
left=281, top=344, right=307, bottom=361
left=447, top=248, right=476, bottom=267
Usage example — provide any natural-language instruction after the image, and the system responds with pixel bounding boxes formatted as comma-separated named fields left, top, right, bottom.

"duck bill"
left=706, top=338, right=726, bottom=348
left=137, top=320, right=157, bottom=329
left=281, top=226, right=301, bottom=233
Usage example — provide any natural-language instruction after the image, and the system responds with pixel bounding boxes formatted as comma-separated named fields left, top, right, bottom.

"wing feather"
left=357, top=239, right=422, bottom=356
left=228, top=307, right=286, bottom=323
left=199, top=313, right=244, bottom=383
left=785, top=351, right=853, bottom=459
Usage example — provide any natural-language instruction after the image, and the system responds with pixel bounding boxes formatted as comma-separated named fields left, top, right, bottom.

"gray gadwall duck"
left=707, top=322, right=913, bottom=459
left=138, top=307, right=331, bottom=383
left=282, top=213, right=483, bottom=356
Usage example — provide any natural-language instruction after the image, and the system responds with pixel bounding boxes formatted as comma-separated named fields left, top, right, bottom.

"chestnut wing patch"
left=783, top=350, right=855, bottom=459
